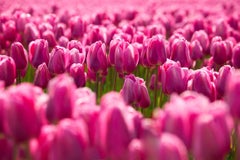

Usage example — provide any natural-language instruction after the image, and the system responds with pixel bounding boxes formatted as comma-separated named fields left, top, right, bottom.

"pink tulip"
left=69, top=63, right=86, bottom=87
left=34, top=63, right=51, bottom=88
left=10, top=42, right=28, bottom=70
left=0, top=55, right=16, bottom=86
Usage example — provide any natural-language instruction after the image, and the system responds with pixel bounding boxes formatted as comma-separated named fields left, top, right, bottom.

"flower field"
left=0, top=0, right=240, bottom=159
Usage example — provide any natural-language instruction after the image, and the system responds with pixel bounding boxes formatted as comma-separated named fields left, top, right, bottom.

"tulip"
left=161, top=60, right=188, bottom=94
left=145, top=35, right=167, bottom=66
left=192, top=113, right=231, bottom=160
left=14, top=11, right=30, bottom=32
left=215, top=65, right=233, bottom=98
left=49, top=119, right=89, bottom=160
left=3, top=20, right=17, bottom=42
left=170, top=38, right=192, bottom=68
left=46, top=74, right=76, bottom=123
left=67, top=40, right=86, bottom=54
left=232, top=43, right=240, bottom=68
left=48, top=46, right=69, bottom=74
left=68, top=48, right=85, bottom=66
left=53, top=23, right=65, bottom=40
left=42, top=30, right=57, bottom=48
left=86, top=41, right=108, bottom=73
left=191, top=69, right=216, bottom=101
left=210, top=40, right=229, bottom=65
left=29, top=39, right=49, bottom=68
left=10, top=42, right=28, bottom=70
left=3, top=83, right=43, bottom=142
left=95, top=106, right=131, bottom=160
left=69, top=63, right=86, bottom=87
left=189, top=40, right=203, bottom=60
left=215, top=19, right=228, bottom=39
left=34, top=63, right=51, bottom=88
left=225, top=71, right=240, bottom=119
left=69, top=16, right=86, bottom=38
left=0, top=55, right=16, bottom=86
left=58, top=36, right=69, bottom=48
left=24, top=23, right=40, bottom=44
left=128, top=139, right=145, bottom=160
left=191, top=30, right=209, bottom=52
left=158, top=133, right=188, bottom=160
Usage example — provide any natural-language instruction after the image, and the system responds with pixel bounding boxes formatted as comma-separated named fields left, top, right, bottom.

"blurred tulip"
left=161, top=60, right=188, bottom=94
left=191, top=30, right=209, bottom=52
left=0, top=55, right=16, bottom=86
left=210, top=40, right=229, bottom=65
left=10, top=42, right=28, bottom=70
left=68, top=48, right=85, bottom=66
left=189, top=40, right=203, bottom=60
left=49, top=119, right=89, bottom=160
left=145, top=35, right=167, bottom=66
left=48, top=46, right=69, bottom=74
left=215, top=19, right=228, bottom=39
left=86, top=41, right=108, bottom=73
left=225, top=71, right=240, bottom=119
left=3, top=83, right=43, bottom=142
left=69, top=16, right=86, bottom=38
left=232, top=43, right=240, bottom=68
left=170, top=38, right=192, bottom=68
left=34, top=63, right=51, bottom=88
left=29, top=39, right=49, bottom=68
left=46, top=74, right=76, bottom=123
left=0, top=138, right=13, bottom=160
left=69, top=63, right=86, bottom=87
left=128, top=139, right=145, bottom=160
left=24, top=23, right=40, bottom=44
left=192, top=113, right=231, bottom=160
left=42, top=30, right=57, bottom=48
left=3, top=20, right=17, bottom=42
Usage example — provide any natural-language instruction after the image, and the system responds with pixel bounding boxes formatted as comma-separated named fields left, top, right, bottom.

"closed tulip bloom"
left=215, top=65, right=233, bottom=98
left=232, top=43, right=240, bottom=68
left=24, top=23, right=40, bottom=44
left=170, top=38, right=192, bottom=68
left=86, top=41, right=108, bottom=73
left=161, top=60, right=188, bottom=94
left=10, top=42, right=28, bottom=70
left=145, top=35, right=167, bottom=66
left=46, top=74, right=76, bottom=123
left=158, top=133, right=188, bottom=160
left=128, top=139, right=146, bottom=160
left=3, top=20, right=17, bottom=42
left=69, top=63, right=86, bottom=87
left=215, top=19, right=228, bottom=39
left=134, top=77, right=151, bottom=108
left=69, top=48, right=85, bottom=66
left=42, top=30, right=57, bottom=48
left=67, top=40, right=86, bottom=54
left=225, top=71, right=240, bottom=118
left=49, top=119, right=89, bottom=160
left=69, top=16, right=86, bottom=38
left=29, top=39, right=49, bottom=68
left=109, top=38, right=122, bottom=66
left=95, top=107, right=131, bottom=160
left=191, top=30, right=209, bottom=52
left=189, top=40, right=203, bottom=60
left=34, top=63, right=51, bottom=88
left=0, top=55, right=16, bottom=86
left=192, top=113, right=231, bottom=160
left=120, top=74, right=136, bottom=105
left=14, top=11, right=30, bottom=32
left=210, top=40, right=228, bottom=65
left=48, top=46, right=69, bottom=74
left=3, top=83, right=43, bottom=142
left=191, top=69, right=216, bottom=101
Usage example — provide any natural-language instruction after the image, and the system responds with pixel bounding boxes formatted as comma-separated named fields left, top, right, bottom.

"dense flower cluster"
left=0, top=0, right=240, bottom=159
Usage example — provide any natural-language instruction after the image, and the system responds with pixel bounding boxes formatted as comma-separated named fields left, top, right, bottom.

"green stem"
left=153, top=67, right=159, bottom=108
left=233, top=119, right=239, bottom=160
left=96, top=73, right=99, bottom=102
left=16, top=70, right=21, bottom=84
left=112, top=71, right=117, bottom=91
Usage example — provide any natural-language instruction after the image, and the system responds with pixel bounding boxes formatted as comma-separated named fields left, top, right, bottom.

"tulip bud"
left=69, top=63, right=86, bottom=87
left=34, top=63, right=51, bottom=88
left=3, top=83, right=43, bottom=142
left=29, top=39, right=49, bottom=68
left=46, top=74, right=76, bottom=123
left=191, top=69, right=216, bottom=101
left=158, top=133, right=188, bottom=160
left=58, top=36, right=69, bottom=48
left=210, top=40, right=229, bottom=65
left=161, top=60, right=188, bottom=94
left=42, top=30, right=57, bottom=48
left=67, top=40, right=86, bottom=54
left=69, top=16, right=86, bottom=38
left=54, top=23, right=65, bottom=40
left=95, top=107, right=131, bottom=160
left=49, top=119, right=89, bottom=160
left=170, top=38, right=192, bottom=68
left=225, top=71, right=240, bottom=118
left=145, top=35, right=167, bottom=66
left=48, top=46, right=69, bottom=74
left=189, top=40, right=203, bottom=60
left=192, top=113, right=231, bottom=160
left=215, top=19, right=228, bottom=39
left=3, top=20, right=17, bottom=42
left=0, top=55, right=16, bottom=86
left=24, top=23, right=40, bottom=44
left=10, top=42, right=28, bottom=70
left=191, top=30, right=209, bottom=52
left=86, top=41, right=108, bottom=73
left=128, top=139, right=145, bottom=160
left=232, top=43, right=240, bottom=68
left=215, top=65, right=233, bottom=98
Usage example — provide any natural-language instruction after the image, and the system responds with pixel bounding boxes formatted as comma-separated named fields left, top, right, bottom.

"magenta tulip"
left=34, top=63, right=51, bottom=88
left=0, top=55, right=16, bottom=86
left=10, top=42, right=28, bottom=70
